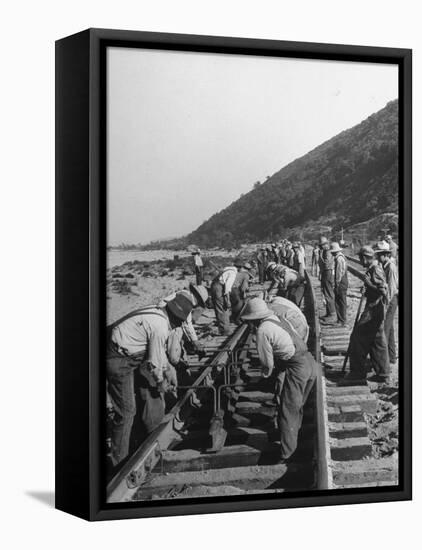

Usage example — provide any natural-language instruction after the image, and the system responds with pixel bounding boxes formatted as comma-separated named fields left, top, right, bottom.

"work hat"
left=359, top=245, right=375, bottom=258
left=373, top=241, right=390, bottom=255
left=319, top=236, right=329, bottom=245
left=330, top=242, right=342, bottom=253
left=189, top=283, right=208, bottom=307
left=267, top=261, right=277, bottom=271
left=271, top=243, right=277, bottom=247
left=234, top=258, right=244, bottom=268
left=385, top=234, right=393, bottom=240
left=241, top=298, right=272, bottom=321
left=166, top=293, right=193, bottom=321
left=243, top=262, right=252, bottom=270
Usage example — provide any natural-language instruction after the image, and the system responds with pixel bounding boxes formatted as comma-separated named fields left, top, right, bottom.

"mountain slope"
left=188, top=99, right=398, bottom=247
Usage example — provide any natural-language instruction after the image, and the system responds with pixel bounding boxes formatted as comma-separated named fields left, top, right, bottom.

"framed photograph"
left=55, top=28, right=412, bottom=521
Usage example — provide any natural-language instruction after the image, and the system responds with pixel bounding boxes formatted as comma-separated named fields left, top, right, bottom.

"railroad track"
left=107, top=278, right=330, bottom=502
left=308, top=260, right=398, bottom=488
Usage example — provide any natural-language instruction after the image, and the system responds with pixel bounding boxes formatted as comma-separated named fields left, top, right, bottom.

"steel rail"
left=107, top=322, right=250, bottom=503
left=304, top=270, right=331, bottom=490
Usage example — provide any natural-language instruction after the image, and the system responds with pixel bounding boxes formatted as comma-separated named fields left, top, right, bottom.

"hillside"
left=188, top=99, right=398, bottom=247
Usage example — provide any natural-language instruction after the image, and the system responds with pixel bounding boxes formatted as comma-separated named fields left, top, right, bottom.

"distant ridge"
left=188, top=99, right=398, bottom=247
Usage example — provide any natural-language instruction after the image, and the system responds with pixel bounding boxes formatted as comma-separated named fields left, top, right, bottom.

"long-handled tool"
left=342, top=287, right=366, bottom=373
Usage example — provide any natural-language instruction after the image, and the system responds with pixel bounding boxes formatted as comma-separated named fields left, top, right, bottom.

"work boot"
left=338, top=372, right=367, bottom=386
left=320, top=316, right=337, bottom=325
left=367, top=374, right=390, bottom=385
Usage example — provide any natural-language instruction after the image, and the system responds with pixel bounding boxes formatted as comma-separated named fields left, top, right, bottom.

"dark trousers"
left=257, top=263, right=265, bottom=284
left=230, top=287, right=245, bottom=323
left=349, top=301, right=389, bottom=378
left=106, top=348, right=164, bottom=466
left=211, top=280, right=230, bottom=334
left=195, top=266, right=203, bottom=285
left=384, top=295, right=398, bottom=363
left=321, top=272, right=335, bottom=316
left=274, top=352, right=317, bottom=459
left=334, top=283, right=348, bottom=324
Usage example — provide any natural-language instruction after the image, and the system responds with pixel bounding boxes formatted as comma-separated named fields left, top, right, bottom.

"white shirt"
left=219, top=267, right=238, bottom=294
left=111, top=308, right=171, bottom=378
left=194, top=255, right=203, bottom=267
left=256, top=314, right=295, bottom=377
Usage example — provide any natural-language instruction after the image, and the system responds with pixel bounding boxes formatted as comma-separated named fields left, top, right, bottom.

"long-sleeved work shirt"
left=257, top=251, right=267, bottom=264
left=110, top=307, right=176, bottom=379
left=277, top=266, right=300, bottom=291
left=383, top=258, right=399, bottom=302
left=269, top=296, right=309, bottom=343
left=334, top=252, right=348, bottom=286
left=293, top=250, right=305, bottom=277
left=256, top=314, right=296, bottom=377
left=388, top=240, right=398, bottom=259
left=364, top=262, right=388, bottom=304
left=232, top=270, right=249, bottom=294
left=159, top=290, right=198, bottom=342
left=218, top=267, right=238, bottom=294
left=194, top=254, right=203, bottom=267
left=319, top=247, right=334, bottom=274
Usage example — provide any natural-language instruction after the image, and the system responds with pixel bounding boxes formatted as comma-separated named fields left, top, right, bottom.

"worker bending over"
left=159, top=283, right=209, bottom=353
left=269, top=296, right=309, bottom=343
left=106, top=294, right=193, bottom=465
left=210, top=265, right=238, bottom=335
left=241, top=298, right=316, bottom=461
left=230, top=262, right=252, bottom=323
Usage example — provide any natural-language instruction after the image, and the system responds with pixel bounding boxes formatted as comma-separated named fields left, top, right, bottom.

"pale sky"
left=107, top=47, right=398, bottom=245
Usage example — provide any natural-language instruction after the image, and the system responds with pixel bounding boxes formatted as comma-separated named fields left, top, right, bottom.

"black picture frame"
left=55, top=28, right=412, bottom=521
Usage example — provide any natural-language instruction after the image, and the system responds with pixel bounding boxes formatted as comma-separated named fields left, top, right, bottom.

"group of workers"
left=312, top=233, right=398, bottom=384
left=106, top=233, right=399, bottom=470
left=345, top=237, right=398, bottom=384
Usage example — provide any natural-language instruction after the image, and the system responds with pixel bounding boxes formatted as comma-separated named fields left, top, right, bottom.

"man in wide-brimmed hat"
left=343, top=245, right=389, bottom=384
left=241, top=298, right=317, bottom=462
left=326, top=242, right=349, bottom=327
left=106, top=293, right=194, bottom=465
left=318, top=236, right=336, bottom=322
left=374, top=241, right=399, bottom=367
left=159, top=283, right=209, bottom=352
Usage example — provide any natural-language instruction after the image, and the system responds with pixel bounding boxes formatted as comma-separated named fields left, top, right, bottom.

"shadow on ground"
left=26, top=491, right=55, bottom=508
